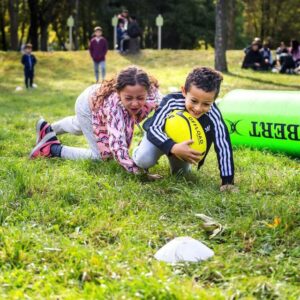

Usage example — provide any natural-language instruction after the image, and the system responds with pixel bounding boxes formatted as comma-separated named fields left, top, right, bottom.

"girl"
left=29, top=66, right=162, bottom=177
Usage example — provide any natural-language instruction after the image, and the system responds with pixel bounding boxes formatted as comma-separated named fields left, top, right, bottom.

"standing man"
left=21, top=43, right=37, bottom=89
left=89, top=26, right=108, bottom=82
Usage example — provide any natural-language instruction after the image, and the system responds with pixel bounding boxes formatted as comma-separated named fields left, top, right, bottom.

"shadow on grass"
left=226, top=71, right=300, bottom=89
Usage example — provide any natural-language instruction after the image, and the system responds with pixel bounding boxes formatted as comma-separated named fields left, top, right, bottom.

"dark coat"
left=21, top=54, right=37, bottom=71
left=89, top=37, right=108, bottom=62
left=242, top=50, right=263, bottom=69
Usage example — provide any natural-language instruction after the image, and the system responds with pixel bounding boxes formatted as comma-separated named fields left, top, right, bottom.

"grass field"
left=0, top=50, right=299, bottom=299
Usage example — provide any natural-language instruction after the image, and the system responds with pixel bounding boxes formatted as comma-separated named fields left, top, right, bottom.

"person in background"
left=244, top=37, right=262, bottom=54
left=127, top=16, right=142, bottom=54
left=242, top=42, right=264, bottom=70
left=127, top=16, right=141, bottom=40
left=289, top=39, right=300, bottom=68
left=117, top=19, right=126, bottom=51
left=118, top=9, right=129, bottom=31
left=89, top=26, right=108, bottom=82
left=260, top=41, right=273, bottom=70
left=21, top=43, right=37, bottom=89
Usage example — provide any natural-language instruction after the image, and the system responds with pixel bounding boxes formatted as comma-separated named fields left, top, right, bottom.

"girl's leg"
left=29, top=71, right=34, bottom=87
left=93, top=61, right=99, bottom=82
left=100, top=61, right=106, bottom=81
left=52, top=116, right=82, bottom=135
left=58, top=88, right=101, bottom=160
left=25, top=71, right=29, bottom=88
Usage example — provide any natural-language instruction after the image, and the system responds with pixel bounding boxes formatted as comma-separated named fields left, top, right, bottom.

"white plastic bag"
left=154, top=236, right=214, bottom=263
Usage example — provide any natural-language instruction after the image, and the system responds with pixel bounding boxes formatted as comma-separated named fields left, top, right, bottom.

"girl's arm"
left=106, top=104, right=140, bottom=174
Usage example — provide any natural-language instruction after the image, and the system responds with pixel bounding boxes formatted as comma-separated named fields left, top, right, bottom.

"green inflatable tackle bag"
left=217, top=89, right=300, bottom=157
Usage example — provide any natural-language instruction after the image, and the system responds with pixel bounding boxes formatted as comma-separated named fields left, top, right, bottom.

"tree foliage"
left=0, top=0, right=299, bottom=51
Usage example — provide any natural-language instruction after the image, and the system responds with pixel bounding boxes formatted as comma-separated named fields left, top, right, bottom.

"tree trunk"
left=226, top=0, right=235, bottom=49
left=18, top=17, right=25, bottom=49
left=74, top=0, right=79, bottom=50
left=27, top=0, right=38, bottom=50
left=8, top=0, right=19, bottom=50
left=40, top=20, right=48, bottom=51
left=0, top=0, right=8, bottom=50
left=214, top=0, right=228, bottom=72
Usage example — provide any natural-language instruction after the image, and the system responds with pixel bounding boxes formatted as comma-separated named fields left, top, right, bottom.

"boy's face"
left=25, top=47, right=32, bottom=54
left=182, top=84, right=216, bottom=119
left=95, top=30, right=102, bottom=37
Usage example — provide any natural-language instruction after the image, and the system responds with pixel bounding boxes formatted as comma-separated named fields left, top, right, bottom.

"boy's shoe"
left=29, top=131, right=60, bottom=159
left=35, top=118, right=53, bottom=144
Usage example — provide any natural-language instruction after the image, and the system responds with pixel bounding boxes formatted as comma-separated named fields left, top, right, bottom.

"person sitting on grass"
left=21, top=43, right=37, bottom=89
left=29, top=66, right=162, bottom=179
left=242, top=42, right=264, bottom=71
left=260, top=41, right=273, bottom=70
left=132, top=67, right=235, bottom=192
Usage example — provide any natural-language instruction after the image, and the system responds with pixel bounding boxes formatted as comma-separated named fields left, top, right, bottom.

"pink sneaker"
left=29, top=131, right=60, bottom=159
left=35, top=118, right=53, bottom=144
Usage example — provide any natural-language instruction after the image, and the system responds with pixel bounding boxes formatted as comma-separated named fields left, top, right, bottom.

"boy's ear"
left=181, top=86, right=187, bottom=97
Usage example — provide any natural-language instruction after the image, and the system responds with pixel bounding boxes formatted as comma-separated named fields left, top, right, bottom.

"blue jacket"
left=21, top=54, right=37, bottom=70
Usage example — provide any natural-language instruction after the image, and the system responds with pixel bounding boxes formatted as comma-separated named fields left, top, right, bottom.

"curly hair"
left=184, top=67, right=223, bottom=99
left=91, top=66, right=159, bottom=111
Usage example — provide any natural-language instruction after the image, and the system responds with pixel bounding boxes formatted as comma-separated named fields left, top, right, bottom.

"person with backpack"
left=127, top=16, right=141, bottom=54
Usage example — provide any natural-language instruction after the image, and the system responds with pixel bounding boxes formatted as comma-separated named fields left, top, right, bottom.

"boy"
left=133, top=67, right=235, bottom=191
left=89, top=26, right=108, bottom=82
left=21, top=43, right=37, bottom=89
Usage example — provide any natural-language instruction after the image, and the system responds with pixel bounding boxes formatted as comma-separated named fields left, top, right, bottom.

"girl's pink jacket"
left=91, top=86, right=161, bottom=173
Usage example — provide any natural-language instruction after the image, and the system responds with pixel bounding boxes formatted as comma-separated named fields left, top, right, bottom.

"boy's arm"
left=208, top=103, right=235, bottom=185
left=33, top=55, right=37, bottom=65
left=88, top=40, right=93, bottom=57
left=21, top=55, right=25, bottom=65
left=147, top=95, right=185, bottom=155
left=103, top=38, right=108, bottom=56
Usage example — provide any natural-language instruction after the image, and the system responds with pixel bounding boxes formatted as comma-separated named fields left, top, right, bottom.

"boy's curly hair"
left=184, top=67, right=223, bottom=99
left=91, top=66, right=159, bottom=111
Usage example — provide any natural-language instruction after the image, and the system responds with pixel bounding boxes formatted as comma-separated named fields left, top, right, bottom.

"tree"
left=0, top=0, right=8, bottom=50
left=27, top=0, right=38, bottom=50
left=8, top=0, right=19, bottom=50
left=214, top=0, right=228, bottom=72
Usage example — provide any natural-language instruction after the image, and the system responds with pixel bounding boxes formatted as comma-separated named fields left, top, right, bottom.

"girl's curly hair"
left=91, top=66, right=159, bottom=110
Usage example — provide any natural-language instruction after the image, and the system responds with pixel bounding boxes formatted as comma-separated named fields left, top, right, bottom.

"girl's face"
left=118, top=84, right=148, bottom=116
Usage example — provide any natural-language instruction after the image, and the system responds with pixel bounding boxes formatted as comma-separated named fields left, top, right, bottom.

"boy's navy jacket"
left=21, top=54, right=37, bottom=70
left=143, top=92, right=234, bottom=185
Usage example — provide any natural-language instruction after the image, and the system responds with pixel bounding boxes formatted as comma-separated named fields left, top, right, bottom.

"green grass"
left=0, top=50, right=299, bottom=299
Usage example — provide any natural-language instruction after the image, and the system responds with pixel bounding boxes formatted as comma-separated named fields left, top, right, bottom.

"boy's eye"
left=191, top=99, right=197, bottom=104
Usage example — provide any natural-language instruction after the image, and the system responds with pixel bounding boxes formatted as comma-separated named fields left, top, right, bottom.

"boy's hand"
left=170, top=140, right=202, bottom=164
left=220, top=184, right=238, bottom=192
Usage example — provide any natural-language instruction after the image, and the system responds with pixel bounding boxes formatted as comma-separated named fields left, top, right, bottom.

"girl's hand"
left=170, top=140, right=202, bottom=164
left=220, top=184, right=238, bottom=192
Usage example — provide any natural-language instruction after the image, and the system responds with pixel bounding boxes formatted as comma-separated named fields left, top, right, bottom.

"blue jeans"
left=93, top=60, right=106, bottom=82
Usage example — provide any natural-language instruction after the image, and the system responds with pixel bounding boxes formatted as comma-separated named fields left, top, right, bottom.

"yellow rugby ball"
left=165, top=110, right=207, bottom=160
